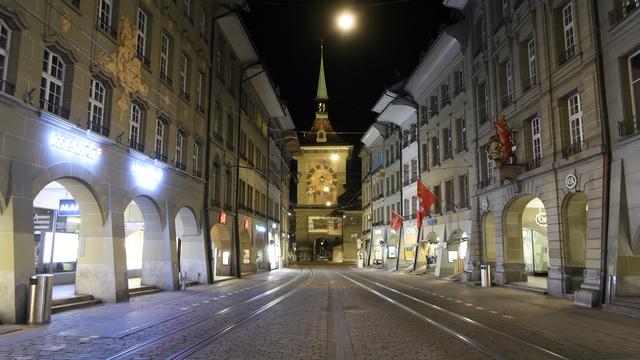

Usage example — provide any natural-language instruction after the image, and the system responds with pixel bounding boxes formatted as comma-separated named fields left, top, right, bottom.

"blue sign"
left=58, top=199, right=80, bottom=216
left=427, top=219, right=437, bottom=226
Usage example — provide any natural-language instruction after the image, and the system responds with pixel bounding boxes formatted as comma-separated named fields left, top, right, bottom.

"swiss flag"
left=417, top=180, right=438, bottom=229
left=390, top=211, right=404, bottom=231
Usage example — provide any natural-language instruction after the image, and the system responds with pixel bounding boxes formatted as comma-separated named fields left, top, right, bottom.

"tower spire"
left=316, top=40, right=328, bottom=101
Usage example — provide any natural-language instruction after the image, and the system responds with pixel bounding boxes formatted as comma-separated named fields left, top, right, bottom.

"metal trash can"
left=27, top=274, right=54, bottom=324
left=481, top=265, right=492, bottom=288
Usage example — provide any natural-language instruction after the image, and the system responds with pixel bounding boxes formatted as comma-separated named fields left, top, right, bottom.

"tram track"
left=165, top=268, right=315, bottom=359
left=105, top=268, right=308, bottom=360
left=339, top=271, right=569, bottom=360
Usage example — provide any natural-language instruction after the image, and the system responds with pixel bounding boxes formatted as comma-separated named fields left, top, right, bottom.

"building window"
left=477, top=81, right=489, bottom=125
left=40, top=49, right=68, bottom=118
left=403, top=163, right=409, bottom=186
left=136, top=8, right=149, bottom=66
left=410, top=158, right=418, bottom=182
left=160, top=33, right=171, bottom=85
left=154, top=119, right=166, bottom=161
left=179, top=54, right=190, bottom=100
left=456, top=117, right=467, bottom=153
left=502, top=0, right=509, bottom=18
left=459, top=175, right=469, bottom=209
left=176, top=132, right=185, bottom=170
left=568, top=92, right=583, bottom=148
left=443, top=127, right=453, bottom=160
left=429, top=94, right=439, bottom=117
left=527, top=38, right=537, bottom=87
left=97, top=0, right=116, bottom=37
left=88, top=78, right=107, bottom=135
left=225, top=169, right=232, bottom=207
left=213, top=162, right=221, bottom=203
left=433, top=184, right=442, bottom=215
left=215, top=98, right=223, bottom=136
left=196, top=71, right=204, bottom=112
left=480, top=145, right=494, bottom=187
left=445, top=179, right=454, bottom=212
left=500, top=59, right=513, bottom=108
left=559, top=2, right=576, bottom=65
left=421, top=142, right=429, bottom=172
left=441, top=82, right=450, bottom=107
left=620, top=50, right=640, bottom=136
left=226, top=111, right=234, bottom=149
left=531, top=116, right=542, bottom=164
left=404, top=198, right=410, bottom=218
left=431, top=135, right=440, bottom=167
left=129, top=104, right=143, bottom=151
left=228, top=56, right=237, bottom=94
left=192, top=143, right=201, bottom=177
left=454, top=68, right=464, bottom=96
left=0, top=19, right=10, bottom=94
left=200, top=9, right=207, bottom=40
left=184, top=0, right=193, bottom=24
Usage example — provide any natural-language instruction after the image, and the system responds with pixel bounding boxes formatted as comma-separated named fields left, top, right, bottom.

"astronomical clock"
left=305, top=159, right=338, bottom=205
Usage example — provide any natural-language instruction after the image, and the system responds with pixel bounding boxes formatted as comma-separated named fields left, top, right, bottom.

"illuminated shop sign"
left=243, top=219, right=250, bottom=229
left=58, top=199, right=80, bottom=216
left=219, top=212, right=227, bottom=224
left=535, top=213, right=548, bottom=227
left=50, top=132, right=102, bottom=160
left=131, top=162, right=163, bottom=190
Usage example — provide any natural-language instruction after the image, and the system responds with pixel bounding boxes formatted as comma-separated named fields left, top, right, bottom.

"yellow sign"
left=404, top=247, right=414, bottom=261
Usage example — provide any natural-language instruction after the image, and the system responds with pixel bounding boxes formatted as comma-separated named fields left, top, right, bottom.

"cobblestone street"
left=1, top=264, right=640, bottom=359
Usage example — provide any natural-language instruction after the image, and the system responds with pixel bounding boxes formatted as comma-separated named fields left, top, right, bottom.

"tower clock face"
left=305, top=159, right=338, bottom=204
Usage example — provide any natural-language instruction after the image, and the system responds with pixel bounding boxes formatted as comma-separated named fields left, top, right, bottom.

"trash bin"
left=481, top=265, right=491, bottom=288
left=27, top=274, right=54, bottom=324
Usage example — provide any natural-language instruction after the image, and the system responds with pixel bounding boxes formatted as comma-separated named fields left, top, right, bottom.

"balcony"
left=97, top=18, right=117, bottom=39
left=609, top=1, right=639, bottom=27
left=175, top=161, right=187, bottom=171
left=40, top=98, right=70, bottom=119
left=129, top=139, right=145, bottom=152
left=562, top=141, right=585, bottom=159
left=154, top=151, right=168, bottom=163
left=136, top=51, right=151, bottom=68
left=0, top=79, right=15, bottom=96
left=87, top=120, right=110, bottom=137
left=618, top=117, right=640, bottom=137
left=558, top=45, right=576, bottom=66
left=160, top=73, right=173, bottom=87
left=180, top=89, right=191, bottom=102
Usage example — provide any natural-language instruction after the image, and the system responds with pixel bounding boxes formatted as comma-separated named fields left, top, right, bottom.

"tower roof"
left=316, top=42, right=328, bottom=101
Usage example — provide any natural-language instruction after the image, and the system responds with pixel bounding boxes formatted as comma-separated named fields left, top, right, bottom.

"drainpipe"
left=589, top=0, right=611, bottom=305
left=203, top=7, right=236, bottom=284
left=396, top=124, right=403, bottom=271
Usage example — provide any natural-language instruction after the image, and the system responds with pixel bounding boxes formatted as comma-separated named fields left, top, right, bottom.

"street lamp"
left=336, top=10, right=356, bottom=32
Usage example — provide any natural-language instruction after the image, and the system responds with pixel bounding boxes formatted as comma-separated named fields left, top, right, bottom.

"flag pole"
left=413, top=223, right=422, bottom=272
left=395, top=222, right=403, bottom=271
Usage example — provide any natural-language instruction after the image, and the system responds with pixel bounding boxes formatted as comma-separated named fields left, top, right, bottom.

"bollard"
left=481, top=265, right=492, bottom=288
left=27, top=274, right=54, bottom=324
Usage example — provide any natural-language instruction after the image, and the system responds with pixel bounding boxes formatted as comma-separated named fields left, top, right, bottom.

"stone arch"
left=483, top=212, right=497, bottom=262
left=127, top=195, right=177, bottom=290
left=561, top=191, right=588, bottom=292
left=211, top=223, right=232, bottom=277
left=240, top=228, right=254, bottom=273
left=502, top=195, right=537, bottom=264
left=175, top=207, right=206, bottom=284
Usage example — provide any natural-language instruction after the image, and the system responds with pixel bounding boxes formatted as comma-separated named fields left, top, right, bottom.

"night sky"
left=241, top=0, right=454, bottom=197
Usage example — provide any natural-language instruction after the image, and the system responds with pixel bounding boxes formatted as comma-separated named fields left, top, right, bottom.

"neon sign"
left=50, top=132, right=102, bottom=160
left=219, top=212, right=227, bottom=224
left=131, top=162, right=163, bottom=190
left=58, top=199, right=80, bottom=216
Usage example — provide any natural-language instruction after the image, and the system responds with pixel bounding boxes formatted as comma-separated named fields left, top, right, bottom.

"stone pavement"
left=1, top=264, right=640, bottom=359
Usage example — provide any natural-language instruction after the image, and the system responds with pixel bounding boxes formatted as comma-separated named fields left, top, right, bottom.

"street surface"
left=1, top=263, right=640, bottom=359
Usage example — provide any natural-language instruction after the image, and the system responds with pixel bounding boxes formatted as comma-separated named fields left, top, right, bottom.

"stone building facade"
left=0, top=0, right=295, bottom=324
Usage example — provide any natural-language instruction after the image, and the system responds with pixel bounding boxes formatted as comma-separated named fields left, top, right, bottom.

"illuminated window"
left=88, top=78, right=106, bottom=129
left=222, top=251, right=230, bottom=265
left=40, top=49, right=66, bottom=117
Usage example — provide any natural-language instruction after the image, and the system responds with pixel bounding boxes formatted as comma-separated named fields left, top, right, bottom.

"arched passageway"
left=240, top=228, right=254, bottom=273
left=32, top=179, right=124, bottom=301
left=124, top=197, right=177, bottom=291
left=211, top=223, right=232, bottom=278
left=503, top=196, right=549, bottom=289
left=562, top=192, right=588, bottom=293
left=175, top=207, right=207, bottom=284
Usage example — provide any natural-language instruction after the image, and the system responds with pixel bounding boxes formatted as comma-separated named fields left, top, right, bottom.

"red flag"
left=417, top=180, right=438, bottom=229
left=390, top=211, right=404, bottom=231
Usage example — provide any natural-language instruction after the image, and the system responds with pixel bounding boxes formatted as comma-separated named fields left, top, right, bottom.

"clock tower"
left=295, top=42, right=353, bottom=261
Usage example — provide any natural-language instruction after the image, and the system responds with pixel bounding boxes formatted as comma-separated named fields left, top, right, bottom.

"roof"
left=316, top=43, right=328, bottom=101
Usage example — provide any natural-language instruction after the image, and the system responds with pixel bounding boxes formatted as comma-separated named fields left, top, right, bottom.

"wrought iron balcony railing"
left=562, top=141, right=585, bottom=159
left=609, top=1, right=639, bottom=27
left=558, top=44, right=576, bottom=66
left=160, top=73, right=173, bottom=87
left=154, top=151, right=168, bottom=163
left=136, top=51, right=151, bottom=68
left=129, top=139, right=145, bottom=152
left=0, top=79, right=16, bottom=96
left=87, top=120, right=110, bottom=137
left=175, top=161, right=187, bottom=171
left=618, top=117, right=640, bottom=137
left=97, top=18, right=117, bottom=39
left=40, top=98, right=70, bottom=119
